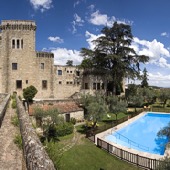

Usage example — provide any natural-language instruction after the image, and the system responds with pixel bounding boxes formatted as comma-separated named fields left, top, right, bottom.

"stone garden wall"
left=16, top=96, right=55, bottom=170
left=0, top=93, right=10, bottom=127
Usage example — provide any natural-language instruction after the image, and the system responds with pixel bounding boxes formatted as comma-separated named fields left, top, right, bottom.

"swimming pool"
left=104, top=113, right=170, bottom=155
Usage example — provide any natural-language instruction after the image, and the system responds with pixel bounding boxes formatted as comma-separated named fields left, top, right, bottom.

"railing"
left=97, top=138, right=163, bottom=170
left=152, top=107, right=170, bottom=113
left=112, top=131, right=149, bottom=151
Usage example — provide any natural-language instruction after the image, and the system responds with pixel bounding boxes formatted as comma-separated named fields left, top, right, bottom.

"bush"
left=70, top=117, right=76, bottom=125
left=11, top=99, right=17, bottom=109
left=11, top=114, right=19, bottom=127
left=13, top=134, right=22, bottom=150
left=56, top=123, right=74, bottom=137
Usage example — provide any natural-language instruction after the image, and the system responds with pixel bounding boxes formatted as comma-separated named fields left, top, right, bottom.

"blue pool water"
left=105, top=113, right=170, bottom=155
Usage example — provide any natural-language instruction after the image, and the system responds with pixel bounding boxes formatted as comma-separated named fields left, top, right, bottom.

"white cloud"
left=85, top=31, right=104, bottom=50
left=89, top=10, right=132, bottom=27
left=74, top=13, right=84, bottom=26
left=158, top=57, right=170, bottom=68
left=148, top=72, right=170, bottom=87
left=132, top=37, right=170, bottom=64
left=50, top=48, right=82, bottom=65
left=48, top=36, right=64, bottom=43
left=30, top=0, right=53, bottom=12
left=161, top=32, right=169, bottom=37
left=88, top=4, right=95, bottom=11
left=71, top=13, right=84, bottom=34
left=74, top=0, right=81, bottom=8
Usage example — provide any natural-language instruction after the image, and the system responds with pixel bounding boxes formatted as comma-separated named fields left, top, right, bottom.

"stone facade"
left=0, top=20, right=125, bottom=100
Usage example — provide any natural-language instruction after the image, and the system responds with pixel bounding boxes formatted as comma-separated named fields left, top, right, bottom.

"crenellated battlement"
left=0, top=20, right=36, bottom=31
left=36, top=51, right=54, bottom=58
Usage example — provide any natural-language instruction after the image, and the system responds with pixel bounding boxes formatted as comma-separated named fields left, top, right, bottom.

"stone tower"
left=0, top=20, right=36, bottom=94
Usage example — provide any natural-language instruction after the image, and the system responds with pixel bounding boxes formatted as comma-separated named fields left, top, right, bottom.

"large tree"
left=80, top=22, right=149, bottom=94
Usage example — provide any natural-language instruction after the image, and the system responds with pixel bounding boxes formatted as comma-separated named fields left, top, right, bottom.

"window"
left=26, top=80, right=28, bottom=84
left=66, top=81, right=69, bottom=85
left=12, top=39, right=15, bottom=49
left=59, top=81, right=62, bottom=84
left=40, top=63, right=44, bottom=69
left=16, top=80, right=22, bottom=89
left=70, top=71, right=72, bottom=73
left=58, top=70, right=62, bottom=75
left=102, top=83, right=104, bottom=89
left=12, top=63, right=17, bottom=70
left=17, top=39, right=20, bottom=49
left=21, top=39, right=23, bottom=49
left=70, top=81, right=73, bottom=84
left=76, top=71, right=80, bottom=76
left=42, top=80, right=47, bottom=89
left=93, top=83, right=96, bottom=90
left=77, top=82, right=80, bottom=85
left=97, top=83, right=100, bottom=90
left=85, top=83, right=89, bottom=89
left=67, top=70, right=69, bottom=73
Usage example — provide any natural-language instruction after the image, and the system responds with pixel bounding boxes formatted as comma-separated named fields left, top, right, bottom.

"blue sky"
left=1, top=0, right=170, bottom=87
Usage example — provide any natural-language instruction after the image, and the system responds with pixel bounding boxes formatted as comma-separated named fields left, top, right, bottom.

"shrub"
left=13, top=134, right=22, bottom=150
left=11, top=114, right=19, bottom=127
left=56, top=123, right=74, bottom=137
left=44, top=141, right=63, bottom=169
left=70, top=117, right=76, bottom=125
left=11, top=99, right=17, bottom=109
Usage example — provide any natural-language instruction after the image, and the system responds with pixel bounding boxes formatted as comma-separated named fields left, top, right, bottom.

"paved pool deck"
left=96, top=111, right=170, bottom=160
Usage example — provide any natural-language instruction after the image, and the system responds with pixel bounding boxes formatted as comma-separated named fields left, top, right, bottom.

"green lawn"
left=102, top=112, right=127, bottom=121
left=60, top=137, right=140, bottom=170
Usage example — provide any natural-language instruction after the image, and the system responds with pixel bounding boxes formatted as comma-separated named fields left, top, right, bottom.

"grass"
left=60, top=137, right=140, bottom=170
left=102, top=112, right=127, bottom=121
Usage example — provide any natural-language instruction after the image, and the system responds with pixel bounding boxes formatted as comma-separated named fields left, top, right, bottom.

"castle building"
left=0, top=20, right=124, bottom=99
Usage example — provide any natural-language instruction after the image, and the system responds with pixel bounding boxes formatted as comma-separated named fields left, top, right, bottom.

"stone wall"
left=16, top=96, right=55, bottom=170
left=0, top=93, right=10, bottom=127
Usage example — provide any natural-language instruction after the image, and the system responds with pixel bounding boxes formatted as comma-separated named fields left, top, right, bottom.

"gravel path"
left=0, top=101, right=22, bottom=170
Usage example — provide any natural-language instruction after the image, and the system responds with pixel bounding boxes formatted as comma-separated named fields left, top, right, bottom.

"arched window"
left=21, top=39, right=23, bottom=49
left=17, top=39, right=20, bottom=49
left=12, top=39, right=15, bottom=49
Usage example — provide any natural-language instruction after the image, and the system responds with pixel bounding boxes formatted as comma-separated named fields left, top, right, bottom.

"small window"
left=97, top=83, right=100, bottom=90
left=59, top=81, right=62, bottom=84
left=12, top=63, right=17, bottom=70
left=102, top=83, right=104, bottom=89
left=76, top=71, right=80, bottom=76
left=16, top=80, right=22, bottom=89
left=42, top=80, right=47, bottom=89
left=70, top=71, right=72, bottom=73
left=66, top=81, right=69, bottom=85
left=77, top=82, right=80, bottom=85
left=40, top=63, right=44, bottom=69
left=93, top=83, right=96, bottom=90
left=17, top=39, right=20, bottom=49
left=85, top=83, right=89, bottom=89
left=21, top=39, right=23, bottom=49
left=58, top=70, right=62, bottom=75
left=67, top=70, right=69, bottom=73
left=26, top=80, right=28, bottom=84
left=70, top=81, right=73, bottom=84
left=12, top=39, right=15, bottom=49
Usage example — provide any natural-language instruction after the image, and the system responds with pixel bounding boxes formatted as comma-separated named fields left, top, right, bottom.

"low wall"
left=16, top=96, right=55, bottom=170
left=0, top=93, right=10, bottom=127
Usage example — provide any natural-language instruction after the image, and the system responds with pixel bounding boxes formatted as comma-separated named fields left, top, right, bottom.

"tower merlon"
left=0, top=20, right=36, bottom=31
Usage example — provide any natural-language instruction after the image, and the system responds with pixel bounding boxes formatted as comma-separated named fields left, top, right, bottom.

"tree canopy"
left=23, top=85, right=38, bottom=102
left=141, top=68, right=149, bottom=88
left=80, top=22, right=149, bottom=94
